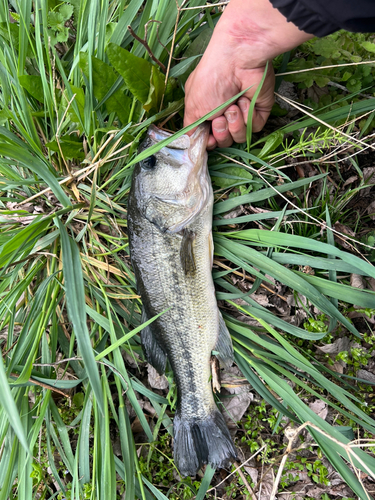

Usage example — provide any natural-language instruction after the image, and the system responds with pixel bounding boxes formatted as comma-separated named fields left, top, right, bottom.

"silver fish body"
left=128, top=124, right=237, bottom=476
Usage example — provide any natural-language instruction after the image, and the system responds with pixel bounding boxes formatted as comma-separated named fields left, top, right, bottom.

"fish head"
left=131, top=124, right=212, bottom=232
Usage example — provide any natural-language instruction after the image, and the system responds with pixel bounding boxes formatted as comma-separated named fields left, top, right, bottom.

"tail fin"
left=173, top=410, right=237, bottom=476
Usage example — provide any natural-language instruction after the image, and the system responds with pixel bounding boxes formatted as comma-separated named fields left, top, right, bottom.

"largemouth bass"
left=128, top=124, right=237, bottom=476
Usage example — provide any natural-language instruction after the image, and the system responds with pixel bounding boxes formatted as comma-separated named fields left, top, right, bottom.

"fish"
left=127, top=123, right=237, bottom=476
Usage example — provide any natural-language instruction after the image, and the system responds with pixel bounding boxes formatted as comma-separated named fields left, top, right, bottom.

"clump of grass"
left=0, top=2, right=375, bottom=499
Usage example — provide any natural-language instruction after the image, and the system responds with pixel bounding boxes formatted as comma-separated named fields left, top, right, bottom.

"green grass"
left=0, top=1, right=375, bottom=499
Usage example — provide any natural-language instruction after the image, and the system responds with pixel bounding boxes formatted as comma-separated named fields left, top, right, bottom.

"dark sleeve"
left=270, top=0, right=375, bottom=37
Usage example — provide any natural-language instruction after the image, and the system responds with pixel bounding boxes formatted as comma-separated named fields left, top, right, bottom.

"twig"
left=180, top=1, right=229, bottom=10
left=11, top=372, right=71, bottom=398
left=275, top=92, right=375, bottom=152
left=277, top=59, right=375, bottom=76
left=205, top=445, right=267, bottom=494
left=18, top=133, right=131, bottom=206
left=234, top=461, right=257, bottom=499
left=127, top=25, right=166, bottom=73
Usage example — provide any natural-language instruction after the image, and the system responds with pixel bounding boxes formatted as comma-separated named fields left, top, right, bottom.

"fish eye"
left=141, top=155, right=157, bottom=170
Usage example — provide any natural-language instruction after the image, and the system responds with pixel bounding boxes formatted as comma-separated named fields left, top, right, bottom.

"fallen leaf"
left=220, top=366, right=253, bottom=428
left=243, top=463, right=258, bottom=485
left=332, top=361, right=344, bottom=374
left=309, top=400, right=328, bottom=420
left=350, top=273, right=366, bottom=289
left=147, top=364, right=169, bottom=390
left=317, top=337, right=350, bottom=355
left=333, top=222, right=356, bottom=250
left=305, top=486, right=327, bottom=499
left=258, top=468, right=274, bottom=500
left=357, top=369, right=375, bottom=384
left=362, top=166, right=375, bottom=196
left=367, top=199, right=375, bottom=220
left=343, top=175, right=358, bottom=187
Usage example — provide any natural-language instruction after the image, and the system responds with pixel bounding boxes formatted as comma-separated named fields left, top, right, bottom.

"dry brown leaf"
left=223, top=205, right=245, bottom=219
left=333, top=222, right=356, bottom=250
left=305, top=486, right=327, bottom=499
left=332, top=361, right=344, bottom=374
left=357, top=369, right=375, bottom=384
left=258, top=468, right=275, bottom=500
left=220, top=366, right=253, bottom=428
left=366, top=277, right=375, bottom=292
left=243, top=463, right=259, bottom=485
left=317, top=337, right=349, bottom=355
left=343, top=175, right=358, bottom=187
left=362, top=166, right=375, bottom=196
left=147, top=364, right=168, bottom=390
left=350, top=273, right=366, bottom=289
left=366, top=199, right=375, bottom=220
left=309, top=400, right=328, bottom=421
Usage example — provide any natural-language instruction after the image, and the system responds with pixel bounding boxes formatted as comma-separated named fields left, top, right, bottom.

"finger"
left=237, top=97, right=251, bottom=124
left=238, top=96, right=272, bottom=133
left=211, top=116, right=233, bottom=148
left=224, top=104, right=246, bottom=144
left=207, top=134, right=217, bottom=150
left=252, top=106, right=271, bottom=133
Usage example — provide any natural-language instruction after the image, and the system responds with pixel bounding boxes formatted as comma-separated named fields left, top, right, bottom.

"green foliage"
left=47, top=2, right=74, bottom=45
left=0, top=2, right=374, bottom=500
left=281, top=31, right=375, bottom=117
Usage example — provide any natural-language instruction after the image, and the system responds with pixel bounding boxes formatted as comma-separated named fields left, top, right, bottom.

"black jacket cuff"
left=270, top=0, right=340, bottom=37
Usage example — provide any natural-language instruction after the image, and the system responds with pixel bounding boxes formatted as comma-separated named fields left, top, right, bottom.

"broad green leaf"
left=216, top=236, right=361, bottom=337
left=229, top=229, right=375, bottom=280
left=143, top=65, right=165, bottom=113
left=107, top=43, right=152, bottom=104
left=258, top=130, right=284, bottom=158
left=46, top=136, right=85, bottom=160
left=79, top=52, right=131, bottom=123
left=142, top=476, right=169, bottom=500
left=179, top=28, right=213, bottom=84
left=211, top=166, right=253, bottom=189
left=294, top=271, right=375, bottom=308
left=361, top=41, right=375, bottom=53
left=18, top=75, right=45, bottom=103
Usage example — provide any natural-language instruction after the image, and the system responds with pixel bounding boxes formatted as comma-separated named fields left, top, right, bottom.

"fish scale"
left=128, top=123, right=237, bottom=476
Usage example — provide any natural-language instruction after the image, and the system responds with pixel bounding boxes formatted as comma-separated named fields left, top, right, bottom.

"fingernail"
left=225, top=111, right=238, bottom=123
left=213, top=122, right=227, bottom=133
left=238, top=98, right=248, bottom=113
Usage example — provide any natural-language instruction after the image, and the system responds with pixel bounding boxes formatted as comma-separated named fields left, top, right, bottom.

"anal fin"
left=214, top=311, right=234, bottom=368
left=140, top=309, right=168, bottom=375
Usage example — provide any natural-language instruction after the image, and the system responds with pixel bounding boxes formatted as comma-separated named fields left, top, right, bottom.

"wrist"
left=212, top=0, right=314, bottom=67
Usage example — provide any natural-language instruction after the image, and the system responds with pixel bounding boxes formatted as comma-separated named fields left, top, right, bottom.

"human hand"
left=183, top=0, right=313, bottom=149
left=184, top=54, right=275, bottom=149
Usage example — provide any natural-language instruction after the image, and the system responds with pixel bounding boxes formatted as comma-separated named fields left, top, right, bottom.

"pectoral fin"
left=140, top=309, right=168, bottom=375
left=180, top=229, right=196, bottom=275
left=213, top=311, right=234, bottom=367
